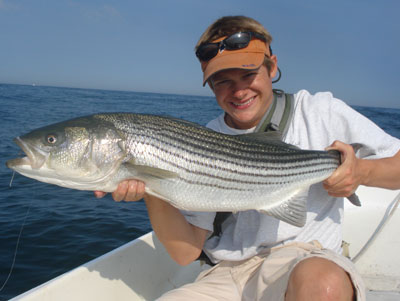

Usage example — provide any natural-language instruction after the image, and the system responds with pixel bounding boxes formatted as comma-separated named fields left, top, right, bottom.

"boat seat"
left=343, top=186, right=400, bottom=293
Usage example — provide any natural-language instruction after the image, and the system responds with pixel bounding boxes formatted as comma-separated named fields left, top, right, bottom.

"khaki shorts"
left=157, top=241, right=366, bottom=301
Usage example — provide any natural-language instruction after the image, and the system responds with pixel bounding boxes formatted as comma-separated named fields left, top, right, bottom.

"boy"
left=96, top=16, right=400, bottom=300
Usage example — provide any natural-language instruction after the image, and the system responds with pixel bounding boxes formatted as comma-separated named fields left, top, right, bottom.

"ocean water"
left=0, top=83, right=399, bottom=300
left=0, top=83, right=222, bottom=300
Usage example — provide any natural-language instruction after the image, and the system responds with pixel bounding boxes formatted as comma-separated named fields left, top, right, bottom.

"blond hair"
left=196, top=16, right=275, bottom=73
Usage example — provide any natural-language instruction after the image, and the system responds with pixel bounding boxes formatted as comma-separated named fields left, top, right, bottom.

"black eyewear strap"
left=196, top=31, right=272, bottom=62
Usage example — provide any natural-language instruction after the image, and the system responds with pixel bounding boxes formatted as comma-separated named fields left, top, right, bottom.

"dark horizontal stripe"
left=131, top=135, right=339, bottom=176
left=110, top=114, right=339, bottom=171
left=132, top=139, right=337, bottom=187
left=128, top=131, right=337, bottom=171
left=135, top=124, right=312, bottom=159
left=173, top=168, right=334, bottom=192
left=150, top=150, right=336, bottom=187
left=145, top=116, right=339, bottom=164
left=116, top=114, right=326, bottom=159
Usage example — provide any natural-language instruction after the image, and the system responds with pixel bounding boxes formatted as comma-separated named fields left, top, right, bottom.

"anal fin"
left=258, top=190, right=308, bottom=227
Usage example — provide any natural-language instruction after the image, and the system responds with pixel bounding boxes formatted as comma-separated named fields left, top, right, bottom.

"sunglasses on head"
left=196, top=31, right=271, bottom=62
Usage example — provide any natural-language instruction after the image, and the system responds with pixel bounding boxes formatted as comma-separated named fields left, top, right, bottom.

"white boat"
left=9, top=186, right=400, bottom=301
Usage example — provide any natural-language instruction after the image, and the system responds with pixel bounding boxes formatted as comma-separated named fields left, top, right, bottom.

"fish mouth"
left=6, top=137, right=48, bottom=170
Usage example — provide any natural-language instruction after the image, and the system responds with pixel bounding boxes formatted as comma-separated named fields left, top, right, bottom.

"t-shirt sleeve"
left=326, top=96, right=400, bottom=159
left=292, top=90, right=400, bottom=159
left=180, top=210, right=216, bottom=232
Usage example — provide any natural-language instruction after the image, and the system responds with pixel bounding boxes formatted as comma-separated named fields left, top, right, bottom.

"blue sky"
left=1, top=0, right=399, bottom=108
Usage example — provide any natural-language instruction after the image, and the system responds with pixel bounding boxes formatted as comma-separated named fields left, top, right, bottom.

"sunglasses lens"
left=197, top=44, right=219, bottom=61
left=196, top=32, right=264, bottom=61
left=224, top=32, right=251, bottom=49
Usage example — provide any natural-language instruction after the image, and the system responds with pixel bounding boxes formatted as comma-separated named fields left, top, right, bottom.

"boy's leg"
left=286, top=257, right=355, bottom=300
left=156, top=262, right=240, bottom=301
left=242, top=242, right=365, bottom=301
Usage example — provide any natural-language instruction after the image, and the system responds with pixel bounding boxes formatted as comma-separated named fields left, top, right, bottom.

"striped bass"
left=6, top=113, right=359, bottom=227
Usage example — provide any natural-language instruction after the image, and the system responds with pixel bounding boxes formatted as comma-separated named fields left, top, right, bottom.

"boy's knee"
left=286, top=257, right=354, bottom=301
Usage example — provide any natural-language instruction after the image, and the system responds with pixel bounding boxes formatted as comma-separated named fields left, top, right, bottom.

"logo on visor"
left=242, top=64, right=256, bottom=67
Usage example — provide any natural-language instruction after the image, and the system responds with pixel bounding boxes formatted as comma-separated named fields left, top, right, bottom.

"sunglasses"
left=196, top=31, right=271, bottom=62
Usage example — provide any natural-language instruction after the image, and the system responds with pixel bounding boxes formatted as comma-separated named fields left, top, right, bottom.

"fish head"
left=6, top=116, right=127, bottom=190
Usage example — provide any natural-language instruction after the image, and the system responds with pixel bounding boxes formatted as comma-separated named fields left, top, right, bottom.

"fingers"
left=112, top=180, right=146, bottom=202
left=323, top=141, right=359, bottom=197
left=94, top=191, right=107, bottom=198
left=93, top=180, right=146, bottom=202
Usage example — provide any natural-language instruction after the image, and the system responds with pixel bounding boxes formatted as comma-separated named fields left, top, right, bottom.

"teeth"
left=232, top=97, right=254, bottom=107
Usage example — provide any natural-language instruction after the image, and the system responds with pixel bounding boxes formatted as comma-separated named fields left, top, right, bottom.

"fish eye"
left=46, top=134, right=57, bottom=144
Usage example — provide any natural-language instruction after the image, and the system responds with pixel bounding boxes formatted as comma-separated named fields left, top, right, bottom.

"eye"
left=214, top=79, right=231, bottom=87
left=244, top=72, right=257, bottom=79
left=46, top=134, right=57, bottom=144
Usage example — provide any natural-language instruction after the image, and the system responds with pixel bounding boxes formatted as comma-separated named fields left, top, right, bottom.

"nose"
left=232, top=82, right=248, bottom=100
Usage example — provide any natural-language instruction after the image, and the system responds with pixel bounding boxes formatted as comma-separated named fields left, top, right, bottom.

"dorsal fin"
left=237, top=131, right=301, bottom=150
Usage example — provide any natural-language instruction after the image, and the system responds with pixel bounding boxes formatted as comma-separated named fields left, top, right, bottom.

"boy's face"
left=210, top=62, right=277, bottom=130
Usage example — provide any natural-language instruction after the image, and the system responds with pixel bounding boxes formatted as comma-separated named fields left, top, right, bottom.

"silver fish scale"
left=7, top=113, right=347, bottom=223
left=93, top=113, right=339, bottom=210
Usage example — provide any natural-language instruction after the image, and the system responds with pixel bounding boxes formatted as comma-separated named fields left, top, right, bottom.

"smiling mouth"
left=231, top=97, right=255, bottom=108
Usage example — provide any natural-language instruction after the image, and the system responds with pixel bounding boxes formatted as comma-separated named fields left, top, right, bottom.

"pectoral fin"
left=123, top=161, right=179, bottom=180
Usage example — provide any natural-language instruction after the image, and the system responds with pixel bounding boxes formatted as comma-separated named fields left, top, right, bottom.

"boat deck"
left=367, top=291, right=400, bottom=301
left=9, top=186, right=400, bottom=300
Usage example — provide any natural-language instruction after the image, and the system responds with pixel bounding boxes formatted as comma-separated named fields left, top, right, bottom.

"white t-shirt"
left=182, top=90, right=400, bottom=263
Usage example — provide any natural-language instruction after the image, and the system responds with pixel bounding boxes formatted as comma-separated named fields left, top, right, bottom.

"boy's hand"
left=323, top=140, right=361, bottom=197
left=94, top=180, right=146, bottom=202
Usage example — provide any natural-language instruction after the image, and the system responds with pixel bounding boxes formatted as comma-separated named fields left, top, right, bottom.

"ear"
left=207, top=80, right=215, bottom=92
left=269, top=55, right=278, bottom=78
